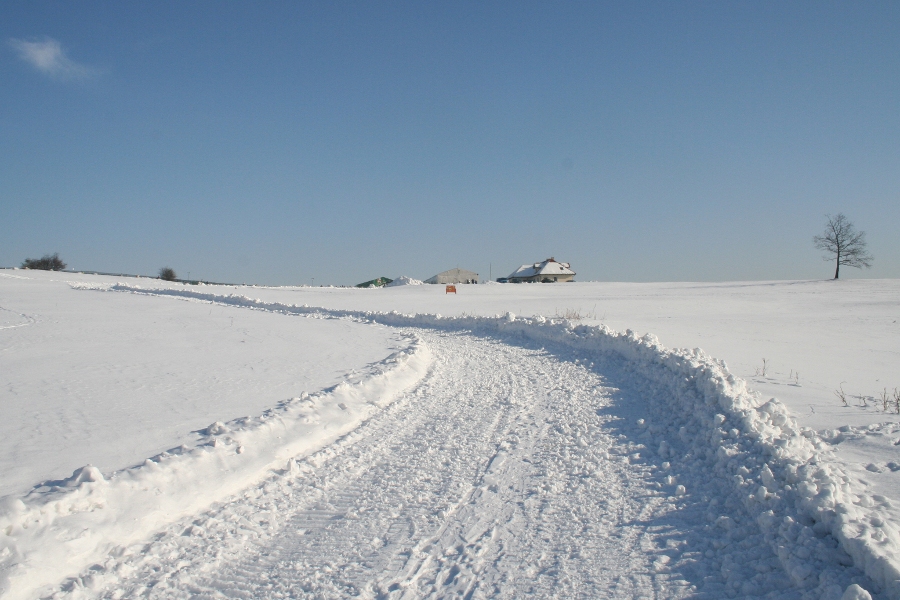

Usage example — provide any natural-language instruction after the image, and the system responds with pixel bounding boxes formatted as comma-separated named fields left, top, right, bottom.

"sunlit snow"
left=1, top=270, right=898, bottom=599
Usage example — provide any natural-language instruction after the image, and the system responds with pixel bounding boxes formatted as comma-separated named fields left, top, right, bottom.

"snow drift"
left=384, top=276, right=424, bottom=287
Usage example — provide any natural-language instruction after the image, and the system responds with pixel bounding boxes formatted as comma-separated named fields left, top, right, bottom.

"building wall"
left=510, top=273, right=574, bottom=283
left=433, top=274, right=478, bottom=284
left=426, top=270, right=479, bottom=284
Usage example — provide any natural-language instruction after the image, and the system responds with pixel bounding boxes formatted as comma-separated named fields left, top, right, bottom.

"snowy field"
left=1, top=269, right=898, bottom=599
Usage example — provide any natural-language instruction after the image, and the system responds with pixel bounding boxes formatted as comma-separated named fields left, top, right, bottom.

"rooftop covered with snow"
left=507, top=257, right=575, bottom=282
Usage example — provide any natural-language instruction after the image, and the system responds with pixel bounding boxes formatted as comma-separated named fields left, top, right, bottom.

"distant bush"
left=21, top=253, right=66, bottom=271
left=159, top=267, right=177, bottom=281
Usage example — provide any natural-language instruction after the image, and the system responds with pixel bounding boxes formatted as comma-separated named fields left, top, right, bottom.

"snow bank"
left=70, top=283, right=898, bottom=599
left=384, top=276, right=423, bottom=287
left=0, top=319, right=430, bottom=600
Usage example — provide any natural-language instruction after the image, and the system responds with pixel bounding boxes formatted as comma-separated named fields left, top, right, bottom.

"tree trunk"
left=834, top=254, right=840, bottom=279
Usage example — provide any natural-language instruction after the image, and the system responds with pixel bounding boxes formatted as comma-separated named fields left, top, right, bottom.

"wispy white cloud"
left=8, top=37, right=100, bottom=80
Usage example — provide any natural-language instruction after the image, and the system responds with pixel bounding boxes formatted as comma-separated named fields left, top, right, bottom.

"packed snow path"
left=48, top=326, right=876, bottom=599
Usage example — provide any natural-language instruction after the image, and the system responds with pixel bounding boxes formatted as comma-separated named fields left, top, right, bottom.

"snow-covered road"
left=1, top=276, right=893, bottom=599
left=47, top=325, right=876, bottom=599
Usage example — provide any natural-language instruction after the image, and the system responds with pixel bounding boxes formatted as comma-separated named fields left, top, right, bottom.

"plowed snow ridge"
left=1, top=283, right=894, bottom=599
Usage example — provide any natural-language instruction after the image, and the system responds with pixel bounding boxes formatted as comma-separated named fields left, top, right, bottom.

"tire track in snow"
left=45, top=325, right=879, bottom=599
left=47, top=331, right=689, bottom=599
left=0, top=306, right=35, bottom=330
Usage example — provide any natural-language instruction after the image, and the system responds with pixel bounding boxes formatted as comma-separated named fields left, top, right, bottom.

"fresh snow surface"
left=1, top=271, right=898, bottom=599
left=0, top=272, right=401, bottom=497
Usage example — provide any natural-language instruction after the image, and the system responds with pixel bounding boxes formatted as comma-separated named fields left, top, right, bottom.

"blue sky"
left=2, top=1, right=897, bottom=285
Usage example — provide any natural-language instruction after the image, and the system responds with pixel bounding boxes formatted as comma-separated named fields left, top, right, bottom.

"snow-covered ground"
left=1, top=270, right=898, bottom=599
left=0, top=271, right=403, bottom=498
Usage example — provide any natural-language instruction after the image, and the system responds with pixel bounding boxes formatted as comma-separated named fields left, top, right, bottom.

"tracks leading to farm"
left=51, top=329, right=695, bottom=599
left=22, top=284, right=885, bottom=599
left=47, top=310, right=880, bottom=600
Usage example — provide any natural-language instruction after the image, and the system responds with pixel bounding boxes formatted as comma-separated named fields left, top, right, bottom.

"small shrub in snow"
left=21, top=253, right=66, bottom=271
left=159, top=267, right=177, bottom=281
left=554, top=306, right=600, bottom=321
left=557, top=308, right=584, bottom=320
left=835, top=383, right=848, bottom=407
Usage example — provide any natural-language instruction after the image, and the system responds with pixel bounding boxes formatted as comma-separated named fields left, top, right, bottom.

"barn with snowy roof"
left=507, top=257, right=575, bottom=283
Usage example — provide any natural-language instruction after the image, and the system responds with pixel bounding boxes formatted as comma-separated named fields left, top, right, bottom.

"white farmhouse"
left=507, top=257, right=575, bottom=283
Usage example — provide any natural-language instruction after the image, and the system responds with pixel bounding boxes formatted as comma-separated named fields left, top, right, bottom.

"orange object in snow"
left=446, top=285, right=457, bottom=294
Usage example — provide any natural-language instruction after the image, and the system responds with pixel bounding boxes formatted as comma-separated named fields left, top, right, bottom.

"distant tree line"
left=21, top=253, right=66, bottom=271
left=17, top=254, right=184, bottom=282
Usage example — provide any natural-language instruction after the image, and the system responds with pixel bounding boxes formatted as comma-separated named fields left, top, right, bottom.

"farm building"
left=507, top=257, right=575, bottom=283
left=425, top=268, right=479, bottom=284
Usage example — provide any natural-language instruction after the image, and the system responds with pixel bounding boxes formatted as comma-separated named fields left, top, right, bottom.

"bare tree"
left=813, top=213, right=872, bottom=279
left=159, top=267, right=177, bottom=281
left=21, top=253, right=66, bottom=271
